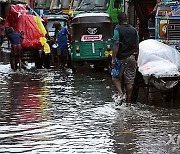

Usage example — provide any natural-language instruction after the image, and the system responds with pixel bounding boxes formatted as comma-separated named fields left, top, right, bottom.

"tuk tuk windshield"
left=72, top=23, right=113, bottom=41
left=72, top=0, right=79, bottom=9
left=34, top=0, right=51, bottom=9
left=76, top=0, right=109, bottom=11
left=49, top=0, right=71, bottom=10
left=61, top=0, right=71, bottom=9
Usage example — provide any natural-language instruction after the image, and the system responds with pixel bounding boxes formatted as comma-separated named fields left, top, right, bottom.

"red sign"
left=81, top=35, right=102, bottom=41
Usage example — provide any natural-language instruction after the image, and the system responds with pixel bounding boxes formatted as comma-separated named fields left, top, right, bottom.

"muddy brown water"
left=0, top=51, right=179, bottom=154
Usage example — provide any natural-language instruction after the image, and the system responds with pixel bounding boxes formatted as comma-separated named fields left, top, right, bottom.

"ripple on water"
left=0, top=69, right=179, bottom=153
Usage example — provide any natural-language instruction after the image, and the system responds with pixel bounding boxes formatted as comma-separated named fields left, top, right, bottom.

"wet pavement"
left=0, top=50, right=180, bottom=154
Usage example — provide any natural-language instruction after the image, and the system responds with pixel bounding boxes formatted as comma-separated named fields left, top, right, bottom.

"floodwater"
left=0, top=50, right=179, bottom=154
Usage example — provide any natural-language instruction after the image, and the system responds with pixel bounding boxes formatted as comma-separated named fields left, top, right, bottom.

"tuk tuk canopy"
left=72, top=12, right=112, bottom=24
left=71, top=13, right=113, bottom=41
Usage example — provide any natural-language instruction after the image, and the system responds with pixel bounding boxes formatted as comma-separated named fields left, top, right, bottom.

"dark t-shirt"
left=113, top=24, right=139, bottom=59
left=7, top=32, right=22, bottom=45
left=57, top=27, right=69, bottom=49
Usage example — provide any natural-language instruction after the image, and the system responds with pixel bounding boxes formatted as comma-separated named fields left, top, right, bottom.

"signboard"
left=81, top=35, right=102, bottom=41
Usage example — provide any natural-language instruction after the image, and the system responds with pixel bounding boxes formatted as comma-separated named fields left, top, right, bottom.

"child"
left=7, top=27, right=24, bottom=71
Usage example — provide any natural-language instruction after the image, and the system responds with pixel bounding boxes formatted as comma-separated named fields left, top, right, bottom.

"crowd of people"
left=0, top=16, right=71, bottom=71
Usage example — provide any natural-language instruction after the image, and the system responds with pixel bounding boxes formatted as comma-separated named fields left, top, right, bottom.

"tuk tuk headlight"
left=107, top=45, right=111, bottom=51
left=76, top=45, right=80, bottom=53
left=105, top=45, right=112, bottom=57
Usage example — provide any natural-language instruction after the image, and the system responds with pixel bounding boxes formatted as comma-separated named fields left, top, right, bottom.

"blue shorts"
left=57, top=48, right=68, bottom=56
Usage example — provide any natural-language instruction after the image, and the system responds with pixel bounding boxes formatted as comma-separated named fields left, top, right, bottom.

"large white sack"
left=138, top=39, right=180, bottom=77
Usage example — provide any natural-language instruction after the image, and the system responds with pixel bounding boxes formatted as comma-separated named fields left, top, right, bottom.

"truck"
left=34, top=0, right=51, bottom=16
left=130, top=0, right=180, bottom=49
left=33, top=0, right=78, bottom=17
left=73, top=0, right=125, bottom=24
left=129, top=0, right=180, bottom=104
left=155, top=0, right=180, bottom=50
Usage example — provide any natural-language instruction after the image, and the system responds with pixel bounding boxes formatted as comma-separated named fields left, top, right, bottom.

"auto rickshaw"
left=71, top=12, right=113, bottom=71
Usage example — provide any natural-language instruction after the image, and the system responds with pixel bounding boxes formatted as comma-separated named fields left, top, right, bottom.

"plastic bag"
left=111, top=58, right=122, bottom=77
left=138, top=39, right=180, bottom=77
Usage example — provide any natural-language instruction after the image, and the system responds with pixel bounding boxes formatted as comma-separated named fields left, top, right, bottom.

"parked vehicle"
left=44, top=14, right=69, bottom=37
left=74, top=0, right=125, bottom=24
left=130, top=0, right=180, bottom=47
left=71, top=12, right=113, bottom=71
left=69, top=0, right=79, bottom=17
left=48, top=0, right=78, bottom=17
left=34, top=0, right=52, bottom=16
left=154, top=0, right=180, bottom=50
left=50, top=0, right=71, bottom=14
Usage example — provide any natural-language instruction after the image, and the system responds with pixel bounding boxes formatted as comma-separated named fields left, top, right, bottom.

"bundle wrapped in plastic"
left=138, top=39, right=180, bottom=77
left=5, top=4, right=50, bottom=53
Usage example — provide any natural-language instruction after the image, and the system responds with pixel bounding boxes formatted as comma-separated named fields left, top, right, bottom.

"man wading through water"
left=111, top=12, right=139, bottom=107
left=53, top=22, right=71, bottom=69
left=7, top=27, right=24, bottom=71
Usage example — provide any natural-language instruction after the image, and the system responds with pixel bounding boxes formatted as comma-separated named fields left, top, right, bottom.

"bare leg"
left=19, top=57, right=22, bottom=71
left=57, top=55, right=61, bottom=68
left=60, top=55, right=66, bottom=69
left=62, top=55, right=67, bottom=68
left=112, top=78, right=123, bottom=96
left=126, top=83, right=133, bottom=106
left=60, top=55, right=64, bottom=68
left=12, top=57, right=16, bottom=71
left=51, top=49, right=55, bottom=64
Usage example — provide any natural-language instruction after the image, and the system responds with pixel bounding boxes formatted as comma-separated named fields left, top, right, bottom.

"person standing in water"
left=7, top=27, right=24, bottom=71
left=111, top=12, right=139, bottom=107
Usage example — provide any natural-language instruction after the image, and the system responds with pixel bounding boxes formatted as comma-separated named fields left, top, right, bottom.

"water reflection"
left=0, top=48, right=10, bottom=65
left=4, top=73, right=50, bottom=125
left=0, top=68, right=179, bottom=153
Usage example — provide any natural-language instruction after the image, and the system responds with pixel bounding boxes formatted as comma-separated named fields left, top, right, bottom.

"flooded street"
left=0, top=51, right=179, bottom=154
